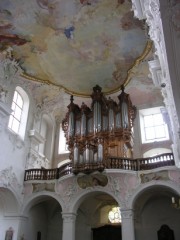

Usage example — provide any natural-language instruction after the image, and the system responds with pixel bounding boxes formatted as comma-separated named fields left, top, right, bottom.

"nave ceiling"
left=0, top=0, right=164, bottom=119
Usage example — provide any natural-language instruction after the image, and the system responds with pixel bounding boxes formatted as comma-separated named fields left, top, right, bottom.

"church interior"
left=0, top=0, right=180, bottom=240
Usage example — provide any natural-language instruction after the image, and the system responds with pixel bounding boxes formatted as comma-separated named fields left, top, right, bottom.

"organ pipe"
left=62, top=85, right=136, bottom=174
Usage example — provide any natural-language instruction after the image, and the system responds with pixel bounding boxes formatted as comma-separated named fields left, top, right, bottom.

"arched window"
left=8, top=86, right=29, bottom=139
left=58, top=123, right=69, bottom=154
left=38, top=114, right=54, bottom=162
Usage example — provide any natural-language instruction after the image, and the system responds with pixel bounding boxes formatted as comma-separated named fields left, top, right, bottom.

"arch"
left=58, top=159, right=71, bottom=168
left=143, top=148, right=172, bottom=158
left=0, top=187, right=20, bottom=215
left=72, top=189, right=122, bottom=240
left=0, top=187, right=20, bottom=240
left=127, top=180, right=180, bottom=210
left=67, top=189, right=120, bottom=213
left=20, top=192, right=63, bottom=240
left=22, top=192, right=63, bottom=216
left=130, top=180, right=180, bottom=240
left=39, top=113, right=55, bottom=164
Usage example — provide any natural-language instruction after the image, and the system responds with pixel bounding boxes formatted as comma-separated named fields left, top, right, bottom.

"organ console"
left=62, top=85, right=136, bottom=174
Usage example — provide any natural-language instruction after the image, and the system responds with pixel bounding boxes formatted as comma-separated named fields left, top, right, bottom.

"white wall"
left=27, top=203, right=48, bottom=240
left=76, top=210, right=92, bottom=240
left=135, top=196, right=180, bottom=240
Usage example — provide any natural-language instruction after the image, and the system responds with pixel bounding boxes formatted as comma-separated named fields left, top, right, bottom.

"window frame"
left=8, top=86, right=29, bottom=140
left=58, top=123, right=69, bottom=154
left=139, top=107, right=169, bottom=144
left=8, top=90, right=23, bottom=134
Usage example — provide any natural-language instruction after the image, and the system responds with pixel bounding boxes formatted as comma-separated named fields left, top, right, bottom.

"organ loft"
left=62, top=85, right=136, bottom=174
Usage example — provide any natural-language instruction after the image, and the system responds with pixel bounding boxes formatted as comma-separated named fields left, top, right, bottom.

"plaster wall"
left=76, top=210, right=92, bottom=240
left=27, top=203, right=48, bottom=240
left=46, top=211, right=63, bottom=240
left=135, top=196, right=180, bottom=240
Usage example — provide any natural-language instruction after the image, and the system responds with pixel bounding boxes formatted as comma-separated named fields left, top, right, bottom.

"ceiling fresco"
left=0, top=0, right=149, bottom=96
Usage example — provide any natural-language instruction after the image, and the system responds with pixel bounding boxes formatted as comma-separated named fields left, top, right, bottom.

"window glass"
left=8, top=90, right=23, bottom=134
left=59, top=124, right=69, bottom=154
left=140, top=107, right=169, bottom=143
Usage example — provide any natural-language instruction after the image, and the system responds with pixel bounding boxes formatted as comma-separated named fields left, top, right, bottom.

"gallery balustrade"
left=24, top=153, right=175, bottom=181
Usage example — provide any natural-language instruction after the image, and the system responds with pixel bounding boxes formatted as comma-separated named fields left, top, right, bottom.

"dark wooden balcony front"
left=24, top=153, right=175, bottom=181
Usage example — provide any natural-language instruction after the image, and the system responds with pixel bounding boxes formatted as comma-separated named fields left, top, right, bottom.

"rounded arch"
left=72, top=189, right=122, bottom=240
left=20, top=192, right=64, bottom=240
left=127, top=180, right=180, bottom=210
left=143, top=148, right=172, bottom=158
left=39, top=113, right=55, bottom=164
left=0, top=187, right=20, bottom=215
left=57, top=159, right=71, bottom=168
left=67, top=188, right=120, bottom=213
left=22, top=192, right=63, bottom=216
left=130, top=180, right=180, bottom=240
left=16, top=86, right=29, bottom=104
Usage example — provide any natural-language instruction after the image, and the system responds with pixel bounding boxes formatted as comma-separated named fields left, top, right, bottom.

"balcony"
left=24, top=153, right=175, bottom=181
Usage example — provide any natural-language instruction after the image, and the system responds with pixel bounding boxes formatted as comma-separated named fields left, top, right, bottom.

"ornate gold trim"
left=21, top=40, right=153, bottom=97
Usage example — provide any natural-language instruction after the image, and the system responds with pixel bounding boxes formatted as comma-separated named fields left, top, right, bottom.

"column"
left=121, top=209, right=135, bottom=240
left=17, top=215, right=29, bottom=240
left=62, top=212, right=76, bottom=240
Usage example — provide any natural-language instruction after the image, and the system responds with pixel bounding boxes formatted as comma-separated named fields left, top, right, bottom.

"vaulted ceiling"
left=0, top=0, right=164, bottom=116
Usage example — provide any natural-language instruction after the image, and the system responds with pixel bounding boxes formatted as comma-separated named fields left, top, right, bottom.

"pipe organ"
left=62, top=85, right=136, bottom=174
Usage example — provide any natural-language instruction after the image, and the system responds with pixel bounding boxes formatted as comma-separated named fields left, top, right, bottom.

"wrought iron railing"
left=24, top=153, right=175, bottom=181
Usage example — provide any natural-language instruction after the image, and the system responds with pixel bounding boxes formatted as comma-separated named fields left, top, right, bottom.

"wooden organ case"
left=62, top=85, right=136, bottom=174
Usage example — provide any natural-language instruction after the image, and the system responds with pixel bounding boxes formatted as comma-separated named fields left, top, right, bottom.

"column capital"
left=62, top=212, right=77, bottom=223
left=121, top=209, right=134, bottom=219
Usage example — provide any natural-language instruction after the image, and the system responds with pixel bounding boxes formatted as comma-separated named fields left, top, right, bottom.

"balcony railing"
left=107, top=153, right=175, bottom=171
left=24, top=163, right=72, bottom=181
left=24, top=153, right=175, bottom=181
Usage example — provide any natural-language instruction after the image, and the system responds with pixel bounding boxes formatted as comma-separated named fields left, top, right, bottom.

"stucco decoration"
left=133, top=0, right=180, bottom=165
left=0, top=50, right=20, bottom=86
left=0, top=88, right=11, bottom=121
left=0, top=167, right=23, bottom=199
left=26, top=149, right=49, bottom=169
left=56, top=175, right=110, bottom=211
left=0, top=0, right=148, bottom=95
left=77, top=173, right=108, bottom=189
left=107, top=173, right=139, bottom=208
left=56, top=177, right=80, bottom=210
left=169, top=170, right=180, bottom=184
left=0, top=85, right=7, bottom=103
left=32, top=182, right=55, bottom=192
left=140, top=171, right=169, bottom=183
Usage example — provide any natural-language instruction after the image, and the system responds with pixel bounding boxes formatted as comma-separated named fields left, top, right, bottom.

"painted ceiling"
left=0, top=0, right=151, bottom=96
